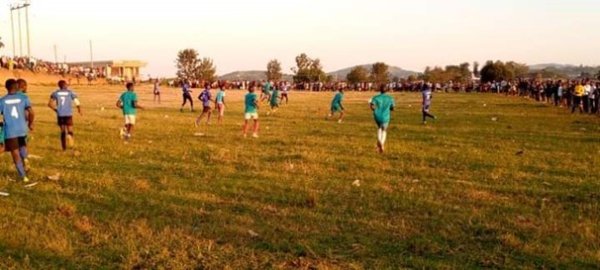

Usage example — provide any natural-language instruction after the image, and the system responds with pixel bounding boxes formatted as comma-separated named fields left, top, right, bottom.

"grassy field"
left=0, top=84, right=598, bottom=269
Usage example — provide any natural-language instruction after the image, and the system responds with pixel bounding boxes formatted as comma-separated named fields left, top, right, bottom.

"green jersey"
left=216, top=90, right=226, bottom=104
left=270, top=90, right=280, bottom=106
left=331, top=92, right=344, bottom=111
left=245, top=92, right=258, bottom=113
left=262, top=82, right=272, bottom=93
left=370, top=93, right=395, bottom=124
left=120, top=91, right=138, bottom=115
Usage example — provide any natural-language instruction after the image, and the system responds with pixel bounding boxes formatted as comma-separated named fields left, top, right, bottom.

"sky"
left=0, top=0, right=599, bottom=77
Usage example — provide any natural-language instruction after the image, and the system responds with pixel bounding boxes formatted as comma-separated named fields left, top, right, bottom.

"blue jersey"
left=422, top=90, right=432, bottom=107
left=182, top=84, right=191, bottom=94
left=51, top=89, right=78, bottom=117
left=0, top=93, right=31, bottom=139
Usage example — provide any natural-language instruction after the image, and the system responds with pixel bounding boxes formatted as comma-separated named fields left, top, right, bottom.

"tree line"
left=174, top=48, right=600, bottom=84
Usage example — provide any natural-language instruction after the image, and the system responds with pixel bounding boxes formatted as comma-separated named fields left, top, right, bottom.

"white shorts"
left=244, top=112, right=259, bottom=120
left=124, top=115, right=136, bottom=125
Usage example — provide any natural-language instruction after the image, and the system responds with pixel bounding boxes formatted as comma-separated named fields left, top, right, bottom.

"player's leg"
left=181, top=94, right=187, bottom=111
left=18, top=137, right=29, bottom=171
left=6, top=138, right=27, bottom=182
left=252, top=118, right=259, bottom=138
left=338, top=111, right=344, bottom=123
left=60, top=125, right=68, bottom=150
left=243, top=118, right=249, bottom=137
left=217, top=104, right=224, bottom=124
left=206, top=107, right=212, bottom=124
left=376, top=127, right=383, bottom=153
left=67, top=124, right=75, bottom=147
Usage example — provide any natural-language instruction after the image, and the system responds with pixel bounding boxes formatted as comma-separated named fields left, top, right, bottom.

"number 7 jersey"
left=51, top=89, right=78, bottom=117
left=0, top=93, right=31, bottom=139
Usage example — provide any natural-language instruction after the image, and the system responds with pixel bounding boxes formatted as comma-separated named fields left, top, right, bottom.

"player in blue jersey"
left=422, top=82, right=437, bottom=124
left=48, top=80, right=82, bottom=151
left=0, top=79, right=35, bottom=182
left=180, top=80, right=194, bottom=112
left=17, top=79, right=28, bottom=94
left=370, top=84, right=395, bottom=154
left=195, top=82, right=213, bottom=126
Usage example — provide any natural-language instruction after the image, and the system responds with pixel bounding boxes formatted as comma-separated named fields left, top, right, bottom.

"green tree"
left=346, top=66, right=369, bottom=85
left=176, top=48, right=200, bottom=80
left=198, top=57, right=217, bottom=82
left=473, top=61, right=480, bottom=77
left=266, top=59, right=282, bottom=81
left=370, top=62, right=390, bottom=85
left=596, top=70, right=600, bottom=80
left=292, top=53, right=325, bottom=83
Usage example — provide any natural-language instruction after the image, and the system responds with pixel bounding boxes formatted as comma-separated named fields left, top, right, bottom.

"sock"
left=16, top=160, right=26, bottom=177
left=61, top=132, right=67, bottom=150
left=19, top=146, right=28, bottom=160
left=377, top=129, right=383, bottom=144
left=382, top=130, right=387, bottom=145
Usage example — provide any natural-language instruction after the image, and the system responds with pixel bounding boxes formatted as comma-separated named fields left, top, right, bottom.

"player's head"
left=17, top=79, right=27, bottom=92
left=379, top=84, right=388, bottom=93
left=58, top=80, right=68, bottom=89
left=5, top=79, right=18, bottom=93
left=249, top=82, right=256, bottom=92
left=204, top=82, right=211, bottom=89
left=126, top=82, right=134, bottom=91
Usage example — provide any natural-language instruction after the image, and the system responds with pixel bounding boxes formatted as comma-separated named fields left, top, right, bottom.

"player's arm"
left=116, top=99, right=123, bottom=109
left=254, top=99, right=259, bottom=109
left=26, top=107, right=34, bottom=131
left=48, top=97, right=57, bottom=112
left=133, top=101, right=144, bottom=110
left=74, top=98, right=82, bottom=116
left=369, top=101, right=375, bottom=111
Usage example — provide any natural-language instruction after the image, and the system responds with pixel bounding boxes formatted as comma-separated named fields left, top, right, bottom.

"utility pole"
left=17, top=6, right=22, bottom=56
left=25, top=1, right=31, bottom=57
left=53, top=44, right=58, bottom=64
left=10, top=1, right=32, bottom=57
left=89, top=40, right=94, bottom=69
left=10, top=7, right=16, bottom=57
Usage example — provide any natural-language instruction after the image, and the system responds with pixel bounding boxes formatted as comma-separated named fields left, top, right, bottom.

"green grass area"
left=0, top=85, right=599, bottom=269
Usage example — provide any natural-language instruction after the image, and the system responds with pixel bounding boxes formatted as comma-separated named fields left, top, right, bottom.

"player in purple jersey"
left=421, top=82, right=437, bottom=124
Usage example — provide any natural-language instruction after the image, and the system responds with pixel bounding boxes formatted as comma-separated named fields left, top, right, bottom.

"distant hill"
left=219, top=71, right=293, bottom=81
left=529, top=63, right=577, bottom=70
left=328, top=64, right=419, bottom=80
left=528, top=63, right=600, bottom=78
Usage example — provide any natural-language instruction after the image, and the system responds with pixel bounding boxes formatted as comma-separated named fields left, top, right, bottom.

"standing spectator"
left=572, top=81, right=585, bottom=114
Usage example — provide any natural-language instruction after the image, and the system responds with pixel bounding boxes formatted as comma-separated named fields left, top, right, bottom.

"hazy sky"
left=1, top=0, right=598, bottom=77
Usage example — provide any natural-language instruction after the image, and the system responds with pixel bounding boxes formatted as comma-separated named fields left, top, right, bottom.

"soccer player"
left=268, top=85, right=280, bottom=115
left=243, top=83, right=260, bottom=138
left=153, top=79, right=161, bottom=104
left=0, top=79, right=35, bottom=182
left=280, top=82, right=289, bottom=104
left=328, top=87, right=345, bottom=123
left=180, top=80, right=194, bottom=112
left=260, top=80, right=272, bottom=102
left=422, top=82, right=437, bottom=124
left=215, top=83, right=226, bottom=124
left=370, top=84, right=395, bottom=154
left=17, top=79, right=28, bottom=94
left=116, top=83, right=143, bottom=140
left=48, top=80, right=82, bottom=151
left=195, top=83, right=213, bottom=126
